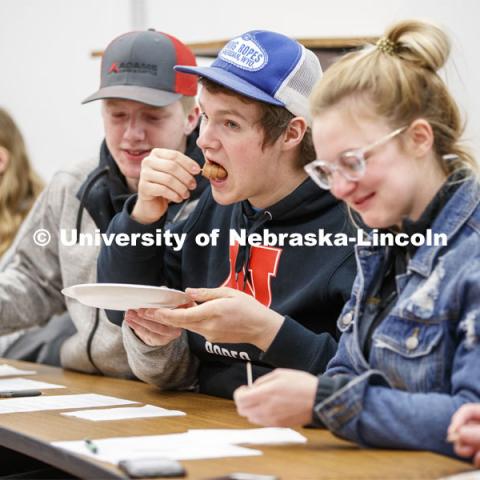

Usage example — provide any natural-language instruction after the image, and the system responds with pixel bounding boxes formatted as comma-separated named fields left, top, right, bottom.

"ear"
left=184, top=105, right=200, bottom=136
left=0, top=146, right=10, bottom=174
left=405, top=118, right=434, bottom=158
left=281, top=117, right=308, bottom=152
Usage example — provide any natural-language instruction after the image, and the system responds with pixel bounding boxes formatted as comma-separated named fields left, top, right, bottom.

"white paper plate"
left=62, top=283, right=189, bottom=311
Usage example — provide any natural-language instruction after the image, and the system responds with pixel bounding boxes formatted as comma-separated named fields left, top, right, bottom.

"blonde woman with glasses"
left=0, top=108, right=43, bottom=258
left=235, top=19, right=480, bottom=461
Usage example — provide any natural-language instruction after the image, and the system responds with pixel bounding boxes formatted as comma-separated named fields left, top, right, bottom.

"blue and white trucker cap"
left=174, top=30, right=322, bottom=122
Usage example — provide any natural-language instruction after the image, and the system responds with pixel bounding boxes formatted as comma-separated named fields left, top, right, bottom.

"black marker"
left=0, top=390, right=42, bottom=398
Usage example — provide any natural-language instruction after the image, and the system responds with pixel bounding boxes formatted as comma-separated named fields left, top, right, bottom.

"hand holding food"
left=132, top=149, right=200, bottom=224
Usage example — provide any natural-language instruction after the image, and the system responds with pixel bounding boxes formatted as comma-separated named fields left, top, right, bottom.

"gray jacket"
left=0, top=157, right=197, bottom=386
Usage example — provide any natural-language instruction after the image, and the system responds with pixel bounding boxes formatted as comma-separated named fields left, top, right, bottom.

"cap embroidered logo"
left=219, top=34, right=268, bottom=72
left=108, top=63, right=119, bottom=74
left=116, top=62, right=158, bottom=75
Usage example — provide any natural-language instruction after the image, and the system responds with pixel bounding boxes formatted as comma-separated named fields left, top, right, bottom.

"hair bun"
left=384, top=19, right=450, bottom=72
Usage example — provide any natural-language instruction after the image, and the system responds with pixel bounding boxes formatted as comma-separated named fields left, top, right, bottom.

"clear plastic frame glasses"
left=305, top=126, right=407, bottom=190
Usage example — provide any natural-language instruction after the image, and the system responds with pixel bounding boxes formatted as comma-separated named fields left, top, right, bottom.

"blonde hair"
left=0, top=108, right=44, bottom=256
left=310, top=19, right=478, bottom=177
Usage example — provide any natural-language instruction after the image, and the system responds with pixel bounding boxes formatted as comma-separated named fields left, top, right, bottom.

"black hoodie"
left=99, top=178, right=356, bottom=398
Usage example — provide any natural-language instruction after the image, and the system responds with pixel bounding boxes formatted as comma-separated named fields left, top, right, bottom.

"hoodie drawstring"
left=75, top=166, right=110, bottom=243
left=73, top=165, right=109, bottom=374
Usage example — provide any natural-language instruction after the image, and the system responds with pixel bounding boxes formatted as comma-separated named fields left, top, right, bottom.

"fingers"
left=140, top=173, right=190, bottom=204
left=127, top=310, right=182, bottom=335
left=142, top=161, right=193, bottom=197
left=449, top=407, right=480, bottom=459
left=137, top=306, right=191, bottom=328
left=175, top=300, right=197, bottom=309
left=126, top=318, right=181, bottom=346
left=459, top=424, right=480, bottom=446
left=449, top=403, right=480, bottom=438
left=133, top=149, right=193, bottom=223
left=453, top=441, right=475, bottom=458
left=150, top=148, right=201, bottom=176
left=186, top=286, right=237, bottom=302
left=474, top=449, right=480, bottom=468
left=235, top=395, right=265, bottom=414
left=234, top=379, right=274, bottom=411
left=136, top=149, right=200, bottom=212
left=142, top=149, right=199, bottom=193
left=234, top=385, right=285, bottom=427
left=138, top=301, right=218, bottom=329
left=125, top=310, right=182, bottom=347
left=235, top=369, right=307, bottom=410
left=130, top=316, right=182, bottom=336
left=137, top=178, right=189, bottom=205
left=233, top=385, right=249, bottom=401
left=251, top=368, right=288, bottom=386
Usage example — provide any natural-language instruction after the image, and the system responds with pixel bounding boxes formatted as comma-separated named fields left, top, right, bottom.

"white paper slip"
left=0, top=378, right=65, bottom=392
left=53, top=434, right=261, bottom=464
left=438, top=472, right=480, bottom=480
left=52, top=429, right=303, bottom=466
left=186, top=427, right=307, bottom=445
left=0, top=364, right=35, bottom=377
left=62, top=404, right=185, bottom=421
left=0, top=393, right=137, bottom=414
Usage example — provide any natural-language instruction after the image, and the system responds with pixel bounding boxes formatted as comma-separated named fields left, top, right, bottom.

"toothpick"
left=246, top=361, right=253, bottom=387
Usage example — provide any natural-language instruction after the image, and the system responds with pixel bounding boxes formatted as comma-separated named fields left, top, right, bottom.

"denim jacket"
left=314, top=177, right=480, bottom=457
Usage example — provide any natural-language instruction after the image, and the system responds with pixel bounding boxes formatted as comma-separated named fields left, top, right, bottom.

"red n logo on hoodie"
left=222, top=243, right=282, bottom=307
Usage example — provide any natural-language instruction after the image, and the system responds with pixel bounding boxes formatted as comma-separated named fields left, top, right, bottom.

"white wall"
left=0, top=0, right=478, bottom=181
left=0, top=0, right=132, bottom=181
left=146, top=0, right=480, bottom=161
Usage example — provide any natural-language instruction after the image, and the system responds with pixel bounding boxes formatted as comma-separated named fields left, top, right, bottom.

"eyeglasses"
left=304, top=126, right=407, bottom=190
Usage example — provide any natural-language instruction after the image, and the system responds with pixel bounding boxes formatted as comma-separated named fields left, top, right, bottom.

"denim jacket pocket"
left=370, top=316, right=445, bottom=392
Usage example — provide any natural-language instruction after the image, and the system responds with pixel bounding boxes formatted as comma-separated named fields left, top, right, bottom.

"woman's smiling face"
left=312, top=104, right=445, bottom=229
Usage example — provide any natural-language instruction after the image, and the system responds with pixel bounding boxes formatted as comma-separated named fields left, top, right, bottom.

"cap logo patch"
left=108, top=62, right=158, bottom=76
left=218, top=33, right=268, bottom=72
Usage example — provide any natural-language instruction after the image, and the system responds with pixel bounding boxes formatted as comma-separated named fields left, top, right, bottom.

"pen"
left=84, top=439, right=98, bottom=454
left=0, top=390, right=42, bottom=398
left=246, top=361, right=253, bottom=387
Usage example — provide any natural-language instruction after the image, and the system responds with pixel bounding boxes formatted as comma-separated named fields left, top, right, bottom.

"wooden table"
left=0, top=359, right=474, bottom=479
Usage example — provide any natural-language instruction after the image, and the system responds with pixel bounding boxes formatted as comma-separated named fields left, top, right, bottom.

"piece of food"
left=202, top=162, right=227, bottom=180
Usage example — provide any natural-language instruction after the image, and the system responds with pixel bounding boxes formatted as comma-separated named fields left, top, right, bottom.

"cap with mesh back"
left=174, top=30, right=322, bottom=122
left=82, top=29, right=197, bottom=107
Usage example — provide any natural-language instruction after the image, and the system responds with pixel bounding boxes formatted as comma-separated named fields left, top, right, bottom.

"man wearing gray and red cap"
left=0, top=30, right=206, bottom=379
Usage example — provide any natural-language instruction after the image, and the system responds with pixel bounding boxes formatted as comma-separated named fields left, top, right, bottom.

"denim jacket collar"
left=409, top=177, right=480, bottom=277
left=355, top=176, right=480, bottom=278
